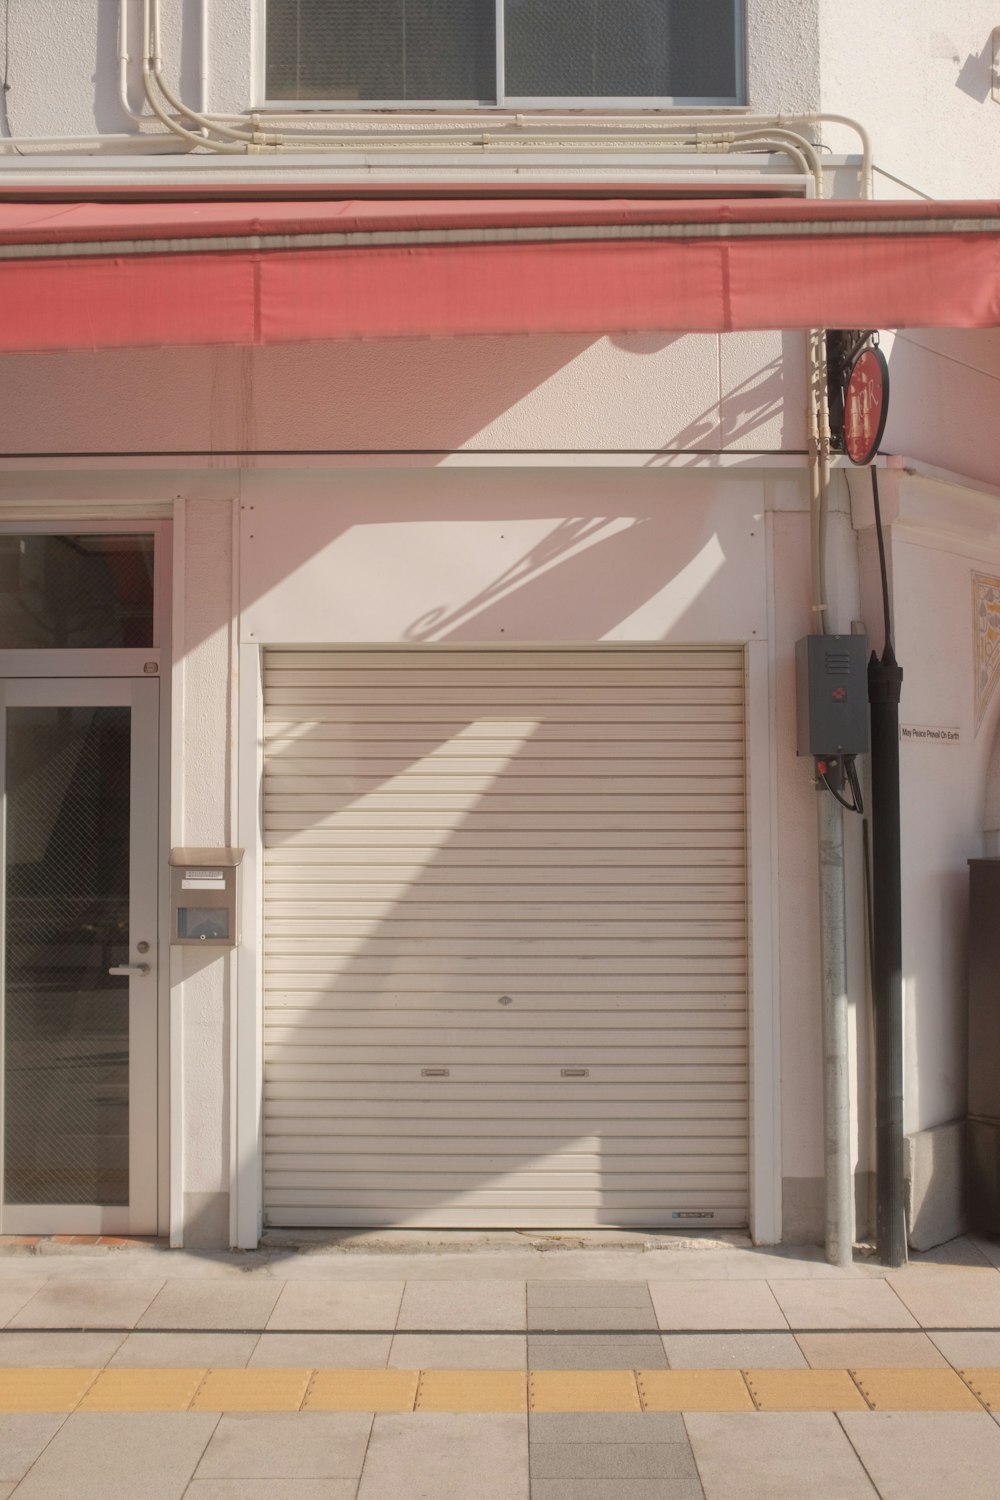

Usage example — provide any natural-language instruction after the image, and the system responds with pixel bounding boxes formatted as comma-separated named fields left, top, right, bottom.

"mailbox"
left=169, top=847, right=244, bottom=947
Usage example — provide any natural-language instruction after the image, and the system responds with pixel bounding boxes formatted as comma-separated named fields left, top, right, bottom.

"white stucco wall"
left=819, top=0, right=1000, bottom=199
left=175, top=496, right=237, bottom=1242
left=0, top=331, right=805, bottom=459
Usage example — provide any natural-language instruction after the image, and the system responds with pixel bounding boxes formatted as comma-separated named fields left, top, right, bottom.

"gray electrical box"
left=169, top=847, right=243, bottom=947
left=796, top=634, right=870, bottom=756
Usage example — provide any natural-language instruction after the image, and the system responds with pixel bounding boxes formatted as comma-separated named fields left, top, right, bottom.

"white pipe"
left=118, top=0, right=146, bottom=121
left=199, top=0, right=209, bottom=115
left=817, top=783, right=854, bottom=1267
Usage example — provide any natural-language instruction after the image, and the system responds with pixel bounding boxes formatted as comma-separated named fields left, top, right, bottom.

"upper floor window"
left=264, top=0, right=742, bottom=108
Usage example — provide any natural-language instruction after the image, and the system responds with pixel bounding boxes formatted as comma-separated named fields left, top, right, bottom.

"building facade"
left=0, top=0, right=998, bottom=1250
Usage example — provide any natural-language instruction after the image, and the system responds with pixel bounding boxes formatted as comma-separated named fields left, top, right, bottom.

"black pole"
left=867, top=468, right=907, bottom=1266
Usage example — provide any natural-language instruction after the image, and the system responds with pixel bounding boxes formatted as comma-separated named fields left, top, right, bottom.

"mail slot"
left=169, top=847, right=243, bottom=947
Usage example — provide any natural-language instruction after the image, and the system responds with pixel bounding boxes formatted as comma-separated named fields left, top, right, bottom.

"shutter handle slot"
left=421, top=1067, right=450, bottom=1078
left=561, top=1068, right=590, bottom=1078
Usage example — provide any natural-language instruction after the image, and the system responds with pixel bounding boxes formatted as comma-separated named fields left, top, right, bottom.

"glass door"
left=0, top=678, right=159, bottom=1235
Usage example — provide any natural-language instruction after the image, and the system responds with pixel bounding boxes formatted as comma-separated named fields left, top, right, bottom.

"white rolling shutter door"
left=263, top=648, right=748, bottom=1229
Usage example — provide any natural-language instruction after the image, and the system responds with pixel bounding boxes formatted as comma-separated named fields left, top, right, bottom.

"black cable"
left=820, top=767, right=859, bottom=814
left=871, top=466, right=893, bottom=655
left=846, top=754, right=865, bottom=816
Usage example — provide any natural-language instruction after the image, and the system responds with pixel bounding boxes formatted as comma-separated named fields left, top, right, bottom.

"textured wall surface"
left=178, top=499, right=235, bottom=1208
left=819, top=0, right=1000, bottom=199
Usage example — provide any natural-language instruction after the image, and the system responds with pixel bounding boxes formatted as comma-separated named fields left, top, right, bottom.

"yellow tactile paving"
left=851, top=1368, right=983, bottom=1412
left=959, top=1369, right=1000, bottom=1411
left=638, top=1369, right=755, bottom=1412
left=416, top=1370, right=527, bottom=1412
left=529, top=1371, right=641, bottom=1412
left=744, top=1369, right=869, bottom=1412
left=80, top=1368, right=206, bottom=1412
left=0, top=1369, right=99, bottom=1413
left=190, top=1368, right=311, bottom=1412
left=1, top=1366, right=999, bottom=1414
left=304, top=1369, right=419, bottom=1413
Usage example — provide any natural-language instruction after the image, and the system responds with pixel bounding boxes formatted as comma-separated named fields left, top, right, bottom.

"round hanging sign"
left=843, top=346, right=889, bottom=465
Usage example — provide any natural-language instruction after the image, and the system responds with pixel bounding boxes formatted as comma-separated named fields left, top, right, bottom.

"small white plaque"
left=900, top=724, right=961, bottom=745
left=182, top=876, right=226, bottom=889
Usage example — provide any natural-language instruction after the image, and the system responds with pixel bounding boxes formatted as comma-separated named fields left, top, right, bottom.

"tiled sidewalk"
left=0, top=1233, right=998, bottom=1496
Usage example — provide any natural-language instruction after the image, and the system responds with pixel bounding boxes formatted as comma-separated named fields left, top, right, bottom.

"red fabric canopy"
left=0, top=194, right=998, bottom=351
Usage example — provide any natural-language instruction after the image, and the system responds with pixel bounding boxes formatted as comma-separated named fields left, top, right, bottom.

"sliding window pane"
left=266, top=0, right=496, bottom=101
left=505, top=0, right=738, bottom=100
left=0, top=535, right=154, bottom=649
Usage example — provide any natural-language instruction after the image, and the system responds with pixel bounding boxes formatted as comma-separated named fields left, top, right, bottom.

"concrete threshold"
left=259, top=1228, right=754, bottom=1255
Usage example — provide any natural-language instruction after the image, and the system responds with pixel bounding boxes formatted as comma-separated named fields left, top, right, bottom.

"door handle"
left=108, top=963, right=150, bottom=977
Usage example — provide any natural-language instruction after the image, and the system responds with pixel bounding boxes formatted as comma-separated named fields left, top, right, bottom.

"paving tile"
left=7, top=1411, right=219, bottom=1500
left=0, top=1484, right=16, bottom=1498
left=190, top=1369, right=310, bottom=1412
left=639, top=1369, right=754, bottom=1411
left=79, top=1368, right=205, bottom=1411
left=960, top=1368, right=1000, bottom=1411
left=663, top=1333, right=806, bottom=1369
left=304, top=1369, right=418, bottom=1412
left=768, top=1278, right=917, bottom=1330
left=0, top=1368, right=98, bottom=1412
left=138, top=1282, right=282, bottom=1332
left=110, top=1333, right=258, bottom=1368
left=529, top=1370, right=641, bottom=1412
left=909, top=1237, right=994, bottom=1269
left=250, top=1333, right=391, bottom=1368
left=528, top=1304, right=657, bottom=1331
left=686, top=1411, right=878, bottom=1498
left=416, top=1369, right=526, bottom=1412
left=8, top=1279, right=163, bottom=1330
left=649, top=1280, right=787, bottom=1331
left=530, top=1412, right=687, bottom=1442
left=528, top=1282, right=654, bottom=1308
left=0, top=1331, right=125, bottom=1367
left=887, top=1271, right=1000, bottom=1327
left=530, top=1440, right=699, bottom=1478
left=0, top=1280, right=45, bottom=1326
left=184, top=1484, right=356, bottom=1500
left=267, top=1281, right=403, bottom=1332
left=357, top=1412, right=528, bottom=1500
left=528, top=1484, right=705, bottom=1500
left=839, top=1411, right=1000, bottom=1500
left=528, top=1333, right=666, bottom=1369
left=969, top=1234, right=1000, bottom=1269
left=850, top=1366, right=982, bottom=1411
left=396, top=1280, right=525, bottom=1331
left=0, top=1414, right=66, bottom=1481
left=390, top=1333, right=526, bottom=1369
left=195, top=1411, right=372, bottom=1478
left=929, top=1330, right=1000, bottom=1365
left=797, top=1331, right=948, bottom=1368
left=744, top=1369, right=867, bottom=1411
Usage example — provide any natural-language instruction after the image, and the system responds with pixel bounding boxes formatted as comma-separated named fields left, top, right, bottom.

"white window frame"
left=253, top=0, right=746, bottom=111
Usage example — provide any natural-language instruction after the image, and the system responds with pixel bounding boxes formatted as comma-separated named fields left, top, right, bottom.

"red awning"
left=0, top=194, right=998, bottom=351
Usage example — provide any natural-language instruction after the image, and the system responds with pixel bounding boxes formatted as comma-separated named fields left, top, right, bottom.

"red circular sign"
left=843, top=347, right=889, bottom=465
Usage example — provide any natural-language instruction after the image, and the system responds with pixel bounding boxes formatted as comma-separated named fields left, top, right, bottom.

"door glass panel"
left=4, top=705, right=131, bottom=1205
left=0, top=535, right=154, bottom=649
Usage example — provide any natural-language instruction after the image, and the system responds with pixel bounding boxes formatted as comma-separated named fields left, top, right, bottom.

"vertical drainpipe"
left=866, top=468, right=907, bottom=1266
